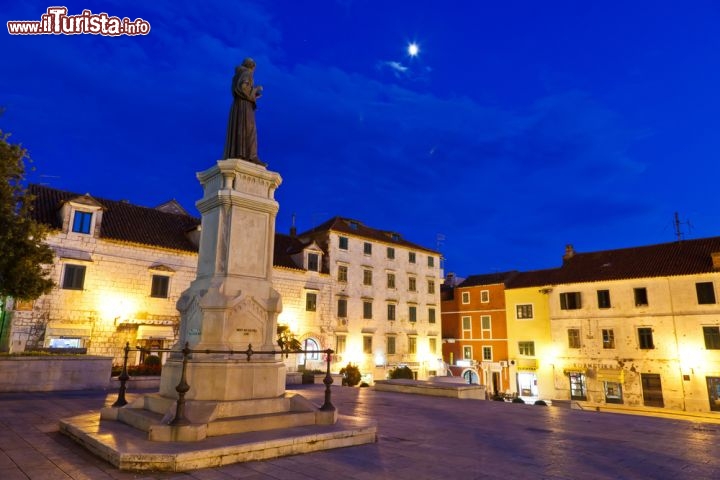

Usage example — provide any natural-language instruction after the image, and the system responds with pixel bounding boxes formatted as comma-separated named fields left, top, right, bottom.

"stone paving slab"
left=1, top=385, right=720, bottom=479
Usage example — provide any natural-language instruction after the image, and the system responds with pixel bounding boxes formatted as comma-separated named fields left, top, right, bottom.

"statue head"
left=242, top=58, right=256, bottom=70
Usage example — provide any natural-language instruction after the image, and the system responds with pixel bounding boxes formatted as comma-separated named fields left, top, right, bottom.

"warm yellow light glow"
left=96, top=292, right=139, bottom=323
left=679, top=342, right=703, bottom=372
left=343, top=342, right=364, bottom=366
left=374, top=352, right=385, bottom=367
left=277, top=310, right=298, bottom=333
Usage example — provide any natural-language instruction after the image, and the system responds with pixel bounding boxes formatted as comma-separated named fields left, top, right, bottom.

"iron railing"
left=112, top=342, right=336, bottom=425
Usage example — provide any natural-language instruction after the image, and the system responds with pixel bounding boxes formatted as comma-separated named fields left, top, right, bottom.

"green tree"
left=276, top=324, right=302, bottom=352
left=0, top=129, right=54, bottom=300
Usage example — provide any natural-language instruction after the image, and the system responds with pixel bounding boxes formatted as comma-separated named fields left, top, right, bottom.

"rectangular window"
left=481, top=315, right=491, bottom=338
left=597, top=290, right=611, bottom=309
left=409, top=306, right=417, bottom=323
left=516, top=304, right=533, bottom=319
left=569, top=372, right=587, bottom=400
left=602, top=329, right=615, bottom=349
left=408, top=277, right=417, bottom=292
left=427, top=256, right=434, bottom=267
left=703, top=326, right=720, bottom=349
left=634, top=288, right=648, bottom=307
left=463, top=346, right=472, bottom=360
left=482, top=346, right=492, bottom=361
left=409, top=252, right=416, bottom=263
left=72, top=211, right=93, bottom=234
left=387, top=272, right=396, bottom=289
left=387, top=247, right=395, bottom=259
left=480, top=290, right=489, bottom=303
left=363, top=269, right=373, bottom=286
left=408, top=337, right=417, bottom=354
left=337, top=298, right=347, bottom=318
left=336, top=335, right=346, bottom=354
left=638, top=327, right=654, bottom=349
left=387, top=304, right=396, bottom=321
left=568, top=328, right=581, bottom=348
left=461, top=291, right=470, bottom=304
left=697, top=282, right=716, bottom=305
left=363, top=301, right=373, bottom=319
left=518, top=341, right=535, bottom=356
left=307, top=253, right=319, bottom=271
left=363, top=335, right=373, bottom=354
left=62, top=264, right=86, bottom=290
left=363, top=242, right=372, bottom=255
left=150, top=275, right=170, bottom=298
left=339, top=236, right=348, bottom=250
left=427, top=279, right=435, bottom=294
left=337, top=265, right=348, bottom=282
left=305, top=292, right=317, bottom=312
left=428, top=308, right=436, bottom=324
left=462, top=316, right=471, bottom=331
left=429, top=337, right=437, bottom=354
left=387, top=336, right=396, bottom=355
left=604, top=381, right=623, bottom=404
left=560, top=292, right=582, bottom=310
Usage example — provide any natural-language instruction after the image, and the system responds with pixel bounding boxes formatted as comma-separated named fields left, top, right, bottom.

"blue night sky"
left=3, top=1, right=720, bottom=277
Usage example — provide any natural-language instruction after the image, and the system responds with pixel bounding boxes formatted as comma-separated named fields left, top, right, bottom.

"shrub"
left=143, top=355, right=161, bottom=366
left=512, top=397, right=526, bottom=404
left=534, top=400, right=548, bottom=406
left=359, top=382, right=369, bottom=387
left=388, top=366, right=414, bottom=380
left=339, top=363, right=361, bottom=387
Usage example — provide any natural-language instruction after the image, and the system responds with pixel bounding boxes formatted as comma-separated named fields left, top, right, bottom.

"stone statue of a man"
left=223, top=58, right=265, bottom=165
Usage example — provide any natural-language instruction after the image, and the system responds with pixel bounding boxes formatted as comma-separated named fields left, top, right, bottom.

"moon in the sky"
left=408, top=42, right=419, bottom=57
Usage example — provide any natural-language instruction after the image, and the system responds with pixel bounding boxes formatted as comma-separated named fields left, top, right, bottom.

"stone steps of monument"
left=206, top=410, right=318, bottom=437
left=117, top=407, right=166, bottom=433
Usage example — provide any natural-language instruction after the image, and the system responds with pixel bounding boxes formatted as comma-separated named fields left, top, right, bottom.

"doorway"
left=517, top=372, right=538, bottom=398
left=641, top=373, right=664, bottom=407
left=706, top=377, right=720, bottom=411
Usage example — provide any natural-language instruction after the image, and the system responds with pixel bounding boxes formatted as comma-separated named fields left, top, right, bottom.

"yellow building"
left=504, top=271, right=556, bottom=402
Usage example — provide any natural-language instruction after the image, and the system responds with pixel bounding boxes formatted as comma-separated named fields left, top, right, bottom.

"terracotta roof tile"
left=458, top=271, right=518, bottom=287
left=29, top=184, right=200, bottom=252
left=298, top=216, right=440, bottom=254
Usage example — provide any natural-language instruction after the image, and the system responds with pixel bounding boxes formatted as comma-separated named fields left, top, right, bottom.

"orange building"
left=441, top=272, right=516, bottom=395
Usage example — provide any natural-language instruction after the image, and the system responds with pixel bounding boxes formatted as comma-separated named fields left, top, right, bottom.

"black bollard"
left=319, top=348, right=335, bottom=411
left=112, top=342, right=131, bottom=407
left=169, top=342, right=191, bottom=426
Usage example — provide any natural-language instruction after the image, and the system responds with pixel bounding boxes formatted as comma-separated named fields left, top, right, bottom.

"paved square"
left=1, top=385, right=719, bottom=479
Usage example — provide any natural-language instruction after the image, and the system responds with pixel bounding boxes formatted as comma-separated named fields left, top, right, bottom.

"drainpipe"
left=667, top=277, right=686, bottom=411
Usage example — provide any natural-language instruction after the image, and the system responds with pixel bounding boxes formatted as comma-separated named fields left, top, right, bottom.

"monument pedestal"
left=59, top=158, right=376, bottom=470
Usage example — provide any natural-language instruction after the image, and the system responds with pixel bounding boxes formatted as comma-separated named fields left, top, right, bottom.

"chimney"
left=712, top=252, right=720, bottom=270
left=290, top=213, right=297, bottom=237
left=563, top=244, right=575, bottom=262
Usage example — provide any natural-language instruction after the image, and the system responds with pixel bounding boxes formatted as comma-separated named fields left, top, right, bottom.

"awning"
left=516, top=358, right=538, bottom=370
left=46, top=322, right=92, bottom=337
left=596, top=369, right=624, bottom=383
left=137, top=325, right=175, bottom=340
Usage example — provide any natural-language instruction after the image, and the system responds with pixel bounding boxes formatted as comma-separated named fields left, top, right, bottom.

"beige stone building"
left=284, top=217, right=444, bottom=381
left=541, top=241, right=720, bottom=413
left=2, top=186, right=442, bottom=380
left=0, top=185, right=200, bottom=365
